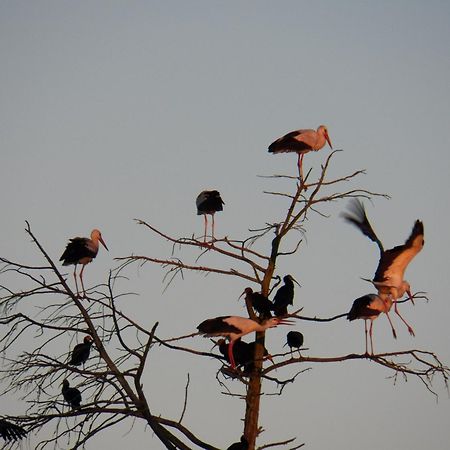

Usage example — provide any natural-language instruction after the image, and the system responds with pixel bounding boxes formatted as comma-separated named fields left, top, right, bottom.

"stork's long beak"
left=277, top=318, right=294, bottom=325
left=291, top=276, right=301, bottom=288
left=99, top=236, right=109, bottom=251
left=325, top=132, right=333, bottom=149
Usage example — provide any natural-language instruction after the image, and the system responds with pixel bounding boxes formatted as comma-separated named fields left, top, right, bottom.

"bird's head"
left=284, top=274, right=301, bottom=287
left=318, top=125, right=333, bottom=149
left=239, top=287, right=253, bottom=300
left=91, top=229, right=109, bottom=251
left=62, top=379, right=69, bottom=388
left=84, top=335, right=93, bottom=344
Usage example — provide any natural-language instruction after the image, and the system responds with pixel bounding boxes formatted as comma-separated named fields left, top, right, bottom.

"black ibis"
left=62, top=379, right=82, bottom=409
left=217, top=338, right=272, bottom=372
left=196, top=190, right=224, bottom=242
left=348, top=293, right=395, bottom=354
left=197, top=315, right=292, bottom=369
left=60, top=229, right=108, bottom=298
left=69, top=335, right=93, bottom=366
left=240, top=287, right=273, bottom=319
left=227, top=436, right=249, bottom=450
left=285, top=330, right=304, bottom=356
left=272, top=275, right=300, bottom=317
left=342, top=199, right=424, bottom=336
left=269, top=125, right=332, bottom=181
left=0, top=419, right=26, bottom=441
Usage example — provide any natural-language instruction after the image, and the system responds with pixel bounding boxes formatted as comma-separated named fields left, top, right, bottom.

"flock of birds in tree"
left=1, top=124, right=425, bottom=445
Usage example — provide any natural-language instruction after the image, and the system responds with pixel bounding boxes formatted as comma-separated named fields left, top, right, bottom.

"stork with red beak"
left=269, top=125, right=332, bottom=181
left=197, top=315, right=292, bottom=369
left=60, top=229, right=108, bottom=299
left=342, top=199, right=424, bottom=336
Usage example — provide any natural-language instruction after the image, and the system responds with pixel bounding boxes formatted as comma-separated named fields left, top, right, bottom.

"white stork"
left=342, top=199, right=424, bottom=336
left=196, top=190, right=225, bottom=242
left=348, top=293, right=395, bottom=354
left=197, top=315, right=292, bottom=369
left=268, top=125, right=332, bottom=181
left=60, top=229, right=108, bottom=299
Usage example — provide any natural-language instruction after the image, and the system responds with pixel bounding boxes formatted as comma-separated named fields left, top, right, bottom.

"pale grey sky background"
left=1, top=1, right=450, bottom=449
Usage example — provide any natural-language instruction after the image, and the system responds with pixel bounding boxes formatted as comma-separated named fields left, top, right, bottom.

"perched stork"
left=342, top=199, right=424, bottom=336
left=69, top=335, right=93, bottom=366
left=196, top=190, right=224, bottom=242
left=60, top=229, right=109, bottom=299
left=348, top=293, right=395, bottom=354
left=0, top=419, right=26, bottom=442
left=227, top=436, right=249, bottom=450
left=269, top=125, right=332, bottom=181
left=197, top=315, right=292, bottom=369
left=62, top=379, right=82, bottom=409
left=272, top=275, right=300, bottom=317
left=217, top=338, right=272, bottom=372
left=240, top=287, right=273, bottom=319
left=284, top=330, right=304, bottom=356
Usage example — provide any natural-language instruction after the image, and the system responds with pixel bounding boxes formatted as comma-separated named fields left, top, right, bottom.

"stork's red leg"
left=394, top=301, right=415, bottom=336
left=364, top=319, right=369, bottom=354
left=79, top=264, right=87, bottom=299
left=228, top=340, right=236, bottom=369
left=211, top=213, right=215, bottom=241
left=369, top=320, right=375, bottom=355
left=73, top=266, right=80, bottom=298
left=384, top=311, right=397, bottom=339
left=203, top=214, right=208, bottom=242
left=297, top=153, right=304, bottom=181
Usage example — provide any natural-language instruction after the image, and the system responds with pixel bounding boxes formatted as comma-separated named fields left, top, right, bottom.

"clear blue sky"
left=1, top=1, right=450, bottom=449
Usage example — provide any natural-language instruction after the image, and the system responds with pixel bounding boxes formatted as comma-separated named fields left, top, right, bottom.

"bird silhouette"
left=272, top=275, right=300, bottom=316
left=69, top=335, right=93, bottom=366
left=62, top=379, right=82, bottom=409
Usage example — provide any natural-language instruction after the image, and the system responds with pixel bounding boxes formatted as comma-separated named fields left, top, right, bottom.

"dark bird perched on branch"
left=348, top=293, right=395, bottom=354
left=272, top=275, right=300, bottom=317
left=62, top=379, right=82, bottom=409
left=69, top=335, right=93, bottom=366
left=197, top=316, right=292, bottom=369
left=342, top=199, right=424, bottom=336
left=285, top=331, right=304, bottom=356
left=0, top=419, right=27, bottom=442
left=227, top=436, right=249, bottom=450
left=196, top=190, right=224, bottom=242
left=217, top=338, right=272, bottom=372
left=269, top=125, right=332, bottom=181
left=240, top=287, right=273, bottom=319
left=60, top=229, right=109, bottom=298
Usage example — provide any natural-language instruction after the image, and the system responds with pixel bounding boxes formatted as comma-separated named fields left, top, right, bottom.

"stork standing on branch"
left=348, top=293, right=395, bottom=354
left=269, top=125, right=332, bottom=181
left=197, top=316, right=292, bottom=369
left=196, top=190, right=225, bottom=242
left=60, top=229, right=108, bottom=299
left=342, top=199, right=424, bottom=336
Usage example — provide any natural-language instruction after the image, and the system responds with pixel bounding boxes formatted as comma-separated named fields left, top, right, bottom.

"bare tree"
left=0, top=151, right=448, bottom=449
